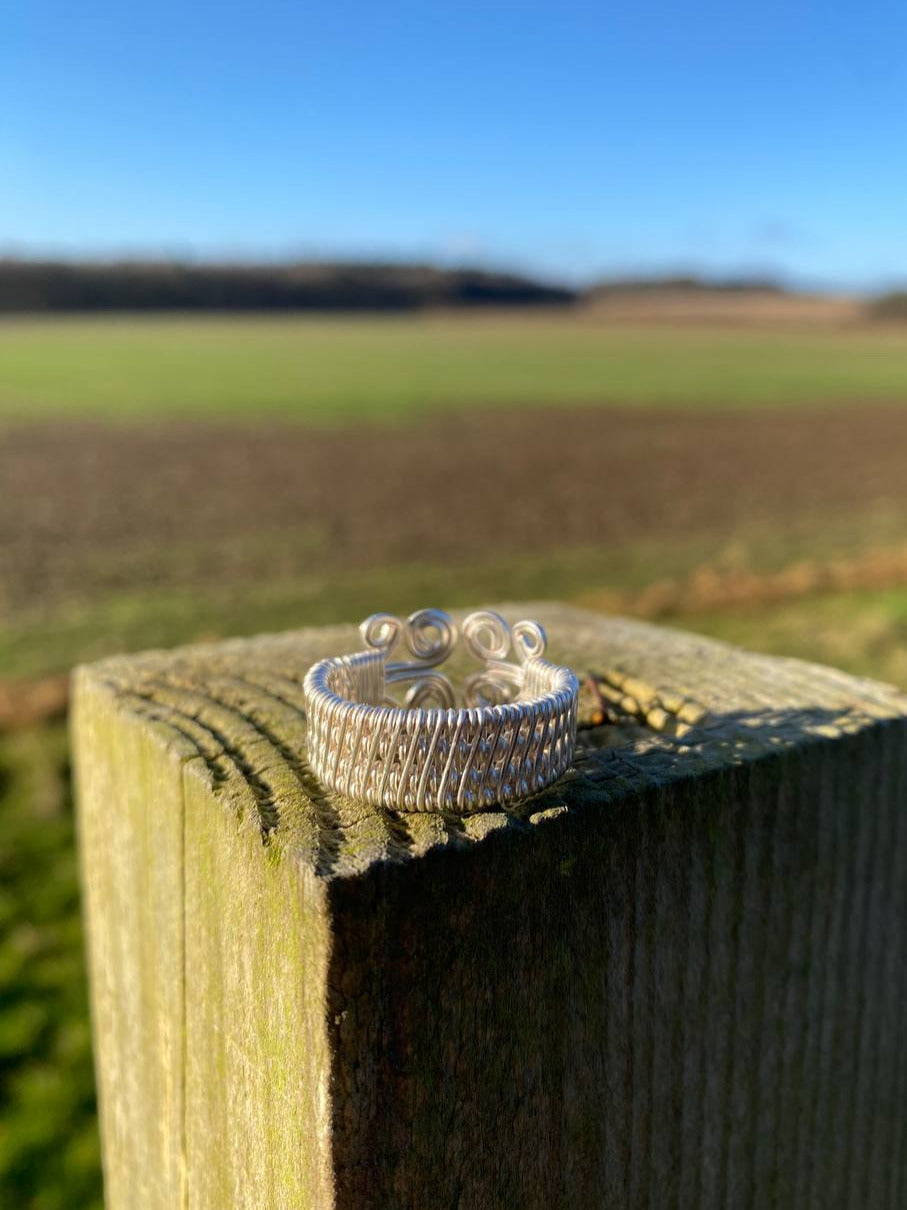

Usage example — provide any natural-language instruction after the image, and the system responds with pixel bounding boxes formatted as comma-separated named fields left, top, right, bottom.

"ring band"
left=303, top=609, right=579, bottom=813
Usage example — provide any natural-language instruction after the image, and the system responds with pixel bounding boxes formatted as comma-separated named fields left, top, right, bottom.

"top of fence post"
left=73, top=602, right=907, bottom=1209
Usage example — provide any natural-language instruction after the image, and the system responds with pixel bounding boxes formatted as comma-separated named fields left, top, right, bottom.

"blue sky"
left=4, top=0, right=907, bottom=286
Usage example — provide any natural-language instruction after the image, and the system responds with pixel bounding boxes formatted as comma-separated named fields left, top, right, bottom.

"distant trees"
left=13, top=260, right=886, bottom=316
left=0, top=260, right=576, bottom=312
left=867, top=293, right=907, bottom=321
left=585, top=274, right=787, bottom=300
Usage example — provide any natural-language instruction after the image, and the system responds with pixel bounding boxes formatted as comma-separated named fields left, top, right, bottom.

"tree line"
left=0, top=260, right=576, bottom=312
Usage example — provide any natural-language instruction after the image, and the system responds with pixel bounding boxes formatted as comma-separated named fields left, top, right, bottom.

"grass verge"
left=0, top=724, right=101, bottom=1210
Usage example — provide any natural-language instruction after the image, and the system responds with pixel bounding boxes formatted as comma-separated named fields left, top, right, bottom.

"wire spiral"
left=304, top=609, right=577, bottom=813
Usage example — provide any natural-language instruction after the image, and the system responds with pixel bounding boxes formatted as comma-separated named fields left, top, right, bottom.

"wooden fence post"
left=73, top=603, right=907, bottom=1209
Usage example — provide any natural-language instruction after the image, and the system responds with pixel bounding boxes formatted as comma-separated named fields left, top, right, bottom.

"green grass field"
left=4, top=312, right=907, bottom=422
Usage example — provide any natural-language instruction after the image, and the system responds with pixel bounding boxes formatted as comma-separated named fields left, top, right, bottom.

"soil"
left=3, top=404, right=907, bottom=620
left=581, top=290, right=861, bottom=326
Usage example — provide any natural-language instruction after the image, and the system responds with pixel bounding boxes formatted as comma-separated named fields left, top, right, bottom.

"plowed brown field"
left=3, top=404, right=907, bottom=621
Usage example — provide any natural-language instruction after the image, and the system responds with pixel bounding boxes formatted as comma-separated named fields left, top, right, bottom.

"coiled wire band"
left=303, top=609, right=579, bottom=813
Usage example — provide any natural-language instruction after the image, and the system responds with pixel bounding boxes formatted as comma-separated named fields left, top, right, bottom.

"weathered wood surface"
left=73, top=603, right=907, bottom=1209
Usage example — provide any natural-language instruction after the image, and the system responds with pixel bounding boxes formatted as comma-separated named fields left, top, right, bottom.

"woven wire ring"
left=303, top=609, right=579, bottom=813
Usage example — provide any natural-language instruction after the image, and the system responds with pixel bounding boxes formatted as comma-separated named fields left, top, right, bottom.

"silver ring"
left=303, top=609, right=579, bottom=813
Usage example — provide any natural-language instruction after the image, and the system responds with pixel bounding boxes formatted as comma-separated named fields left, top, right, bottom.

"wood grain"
left=73, top=604, right=907, bottom=1208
